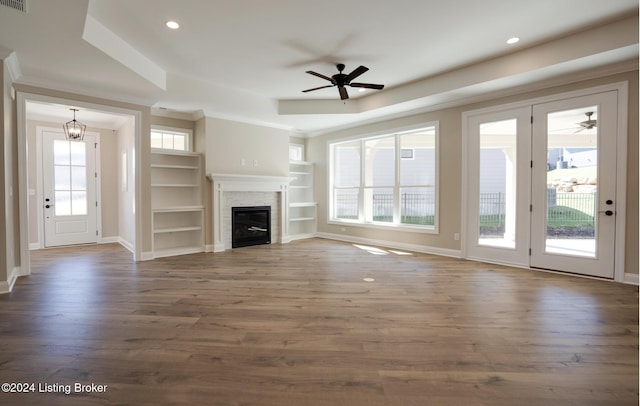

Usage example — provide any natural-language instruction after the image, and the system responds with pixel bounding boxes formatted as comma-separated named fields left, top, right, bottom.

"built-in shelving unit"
left=151, top=150, right=204, bottom=258
left=288, top=161, right=316, bottom=239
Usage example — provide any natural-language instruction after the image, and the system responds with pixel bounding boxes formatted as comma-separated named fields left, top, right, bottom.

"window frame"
left=150, top=126, right=193, bottom=152
left=289, top=143, right=305, bottom=162
left=328, top=122, right=439, bottom=234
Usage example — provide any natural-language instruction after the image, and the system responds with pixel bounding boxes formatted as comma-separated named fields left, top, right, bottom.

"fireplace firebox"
left=232, top=206, right=271, bottom=248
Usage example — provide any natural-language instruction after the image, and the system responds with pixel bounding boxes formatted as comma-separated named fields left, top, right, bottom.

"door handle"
left=598, top=210, right=614, bottom=216
left=45, top=204, right=54, bottom=209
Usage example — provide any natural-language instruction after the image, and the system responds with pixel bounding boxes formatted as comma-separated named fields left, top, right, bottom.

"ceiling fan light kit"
left=302, top=63, right=384, bottom=100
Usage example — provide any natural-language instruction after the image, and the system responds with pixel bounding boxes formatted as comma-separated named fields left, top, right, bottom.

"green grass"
left=547, top=205, right=594, bottom=227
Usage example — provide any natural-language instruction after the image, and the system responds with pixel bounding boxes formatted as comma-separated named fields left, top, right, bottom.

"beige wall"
left=204, top=117, right=290, bottom=176
left=308, top=70, right=638, bottom=275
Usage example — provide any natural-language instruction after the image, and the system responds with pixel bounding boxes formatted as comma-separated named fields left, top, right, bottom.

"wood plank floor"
left=0, top=238, right=637, bottom=405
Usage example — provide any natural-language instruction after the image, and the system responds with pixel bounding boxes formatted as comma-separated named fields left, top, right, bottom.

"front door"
left=42, top=130, right=98, bottom=247
left=530, top=91, right=618, bottom=278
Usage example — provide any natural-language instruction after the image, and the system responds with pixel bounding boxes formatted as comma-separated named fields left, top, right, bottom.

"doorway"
left=463, top=83, right=627, bottom=280
left=16, top=92, right=143, bottom=279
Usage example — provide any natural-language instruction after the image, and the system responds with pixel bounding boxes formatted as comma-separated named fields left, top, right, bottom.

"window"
left=329, top=124, right=438, bottom=231
left=151, top=127, right=192, bottom=152
left=289, top=143, right=304, bottom=161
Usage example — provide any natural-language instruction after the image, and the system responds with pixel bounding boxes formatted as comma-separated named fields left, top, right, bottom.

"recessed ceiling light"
left=363, top=277, right=375, bottom=282
left=506, top=37, right=520, bottom=45
left=165, top=20, right=180, bottom=30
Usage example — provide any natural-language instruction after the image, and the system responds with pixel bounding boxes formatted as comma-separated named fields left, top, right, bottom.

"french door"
left=464, top=106, right=531, bottom=267
left=530, top=91, right=617, bottom=278
left=464, top=88, right=621, bottom=279
left=42, top=130, right=98, bottom=247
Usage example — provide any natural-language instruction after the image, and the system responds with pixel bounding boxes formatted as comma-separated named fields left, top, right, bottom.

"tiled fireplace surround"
left=207, top=174, right=291, bottom=252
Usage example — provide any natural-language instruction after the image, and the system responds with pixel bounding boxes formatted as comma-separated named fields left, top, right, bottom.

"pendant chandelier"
left=63, top=108, right=86, bottom=141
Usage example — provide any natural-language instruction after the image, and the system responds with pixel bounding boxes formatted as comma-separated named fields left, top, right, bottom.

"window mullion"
left=394, top=135, right=401, bottom=224
left=359, top=140, right=365, bottom=222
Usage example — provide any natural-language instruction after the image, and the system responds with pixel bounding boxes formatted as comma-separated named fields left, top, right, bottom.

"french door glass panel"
left=478, top=119, right=517, bottom=248
left=544, top=106, right=597, bottom=258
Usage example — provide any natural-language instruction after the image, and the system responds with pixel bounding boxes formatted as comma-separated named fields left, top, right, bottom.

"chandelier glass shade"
left=63, top=108, right=86, bottom=141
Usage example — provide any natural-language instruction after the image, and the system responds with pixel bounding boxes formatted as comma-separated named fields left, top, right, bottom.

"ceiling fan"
left=302, top=63, right=384, bottom=100
left=578, top=111, right=597, bottom=130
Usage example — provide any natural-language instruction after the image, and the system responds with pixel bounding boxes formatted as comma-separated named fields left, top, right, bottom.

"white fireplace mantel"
left=207, top=173, right=292, bottom=252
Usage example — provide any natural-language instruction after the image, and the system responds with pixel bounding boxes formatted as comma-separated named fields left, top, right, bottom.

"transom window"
left=329, top=124, right=438, bottom=231
left=151, top=127, right=192, bottom=152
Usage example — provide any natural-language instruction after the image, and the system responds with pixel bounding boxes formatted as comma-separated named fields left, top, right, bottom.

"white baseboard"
left=205, top=244, right=215, bottom=253
left=100, top=236, right=119, bottom=244
left=0, top=266, right=20, bottom=294
left=623, top=273, right=639, bottom=285
left=140, top=251, right=154, bottom=261
left=288, top=233, right=317, bottom=242
left=316, top=232, right=462, bottom=258
left=118, top=237, right=134, bottom=254
left=30, top=237, right=119, bottom=250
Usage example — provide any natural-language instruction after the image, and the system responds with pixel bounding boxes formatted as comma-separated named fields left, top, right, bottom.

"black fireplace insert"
left=231, top=206, right=271, bottom=248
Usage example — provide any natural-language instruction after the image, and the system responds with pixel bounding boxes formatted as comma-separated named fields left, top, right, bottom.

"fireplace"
left=232, top=206, right=271, bottom=248
left=207, top=173, right=291, bottom=252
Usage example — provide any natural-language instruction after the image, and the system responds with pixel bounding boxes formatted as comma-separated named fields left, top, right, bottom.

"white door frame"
left=36, top=126, right=102, bottom=248
left=462, top=81, right=628, bottom=282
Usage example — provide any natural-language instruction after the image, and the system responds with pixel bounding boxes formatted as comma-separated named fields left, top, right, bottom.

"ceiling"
left=0, top=0, right=637, bottom=135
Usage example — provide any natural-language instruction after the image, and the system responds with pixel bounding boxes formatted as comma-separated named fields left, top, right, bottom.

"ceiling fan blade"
left=344, top=65, right=369, bottom=82
left=338, top=86, right=349, bottom=100
left=349, top=82, right=384, bottom=90
left=302, top=85, right=334, bottom=93
left=306, top=70, right=334, bottom=82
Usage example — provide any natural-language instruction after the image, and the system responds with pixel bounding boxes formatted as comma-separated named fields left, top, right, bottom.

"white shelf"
left=154, top=225, right=202, bottom=234
left=290, top=202, right=317, bottom=208
left=288, top=161, right=316, bottom=239
left=151, top=183, right=199, bottom=187
left=151, top=164, right=199, bottom=169
left=290, top=217, right=315, bottom=222
left=153, top=206, right=204, bottom=213
left=151, top=150, right=204, bottom=258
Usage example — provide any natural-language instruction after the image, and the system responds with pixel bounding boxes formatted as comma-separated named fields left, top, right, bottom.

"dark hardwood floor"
left=0, top=238, right=637, bottom=405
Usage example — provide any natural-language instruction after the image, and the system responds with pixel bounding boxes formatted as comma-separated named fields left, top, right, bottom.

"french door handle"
left=45, top=204, right=54, bottom=209
left=598, top=210, right=614, bottom=216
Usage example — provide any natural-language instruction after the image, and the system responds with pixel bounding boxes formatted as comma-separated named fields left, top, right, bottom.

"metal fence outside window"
left=477, top=191, right=595, bottom=228
left=335, top=192, right=436, bottom=225
left=335, top=191, right=595, bottom=228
